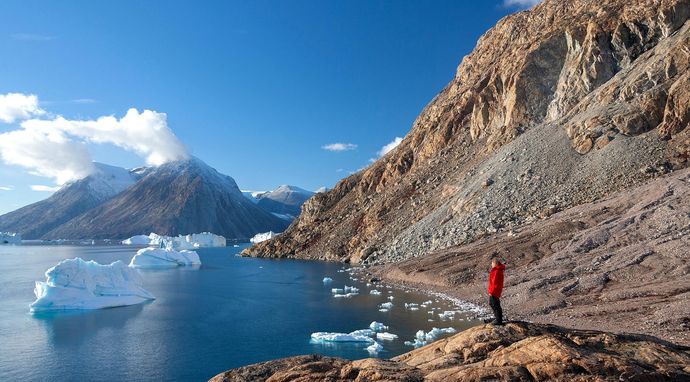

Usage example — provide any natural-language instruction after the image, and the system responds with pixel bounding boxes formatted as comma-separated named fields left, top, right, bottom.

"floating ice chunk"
left=123, top=232, right=225, bottom=248
left=344, top=285, right=359, bottom=293
left=439, top=310, right=461, bottom=320
left=337, top=269, right=345, bottom=273
left=350, top=329, right=375, bottom=337
left=129, top=247, right=201, bottom=268
left=30, top=258, right=155, bottom=312
left=379, top=302, right=393, bottom=310
left=323, top=277, right=333, bottom=284
left=331, top=288, right=344, bottom=294
left=366, top=341, right=383, bottom=354
left=415, top=327, right=457, bottom=342
left=333, top=293, right=358, bottom=298
left=121, top=234, right=150, bottom=245
left=370, top=289, right=382, bottom=295
left=422, top=300, right=433, bottom=305
left=378, top=308, right=389, bottom=312
left=376, top=332, right=398, bottom=341
left=250, top=231, right=280, bottom=243
left=310, top=332, right=374, bottom=343
left=387, top=296, right=394, bottom=301
left=405, top=303, right=420, bottom=311
left=369, top=321, right=388, bottom=332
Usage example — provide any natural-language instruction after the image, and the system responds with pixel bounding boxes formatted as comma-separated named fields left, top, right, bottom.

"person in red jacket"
left=486, top=258, right=506, bottom=325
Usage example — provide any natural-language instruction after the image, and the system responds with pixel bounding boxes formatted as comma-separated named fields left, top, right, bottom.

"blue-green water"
left=0, top=244, right=479, bottom=381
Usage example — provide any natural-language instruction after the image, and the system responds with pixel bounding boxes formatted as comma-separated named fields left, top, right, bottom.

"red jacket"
left=488, top=264, right=505, bottom=298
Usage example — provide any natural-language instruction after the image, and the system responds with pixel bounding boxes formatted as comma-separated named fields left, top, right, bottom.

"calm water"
left=0, top=244, right=479, bottom=381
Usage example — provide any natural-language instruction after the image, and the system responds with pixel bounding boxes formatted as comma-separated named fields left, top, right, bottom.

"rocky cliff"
left=244, top=0, right=690, bottom=264
left=210, top=322, right=690, bottom=382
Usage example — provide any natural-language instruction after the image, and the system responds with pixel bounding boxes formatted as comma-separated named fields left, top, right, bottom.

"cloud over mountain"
left=0, top=93, right=188, bottom=185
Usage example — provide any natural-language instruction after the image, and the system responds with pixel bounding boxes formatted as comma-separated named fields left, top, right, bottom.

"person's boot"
left=491, top=320, right=504, bottom=326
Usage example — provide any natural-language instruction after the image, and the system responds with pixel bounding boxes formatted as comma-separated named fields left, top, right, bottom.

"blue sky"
left=0, top=0, right=538, bottom=214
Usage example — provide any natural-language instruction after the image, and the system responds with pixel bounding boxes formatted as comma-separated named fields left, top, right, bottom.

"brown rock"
left=210, top=322, right=690, bottom=382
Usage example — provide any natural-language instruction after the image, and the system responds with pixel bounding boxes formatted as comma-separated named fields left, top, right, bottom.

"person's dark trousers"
left=489, top=295, right=503, bottom=324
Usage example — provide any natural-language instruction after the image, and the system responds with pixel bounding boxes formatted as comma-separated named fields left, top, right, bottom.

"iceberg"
left=0, top=232, right=21, bottom=245
left=366, top=341, right=383, bottom=354
left=249, top=231, right=279, bottom=244
left=30, top=258, right=155, bottom=312
left=122, top=232, right=226, bottom=249
left=369, top=289, right=382, bottom=295
left=129, top=247, right=201, bottom=268
left=310, top=332, right=375, bottom=344
left=323, top=277, right=333, bottom=284
left=379, top=302, right=394, bottom=310
left=376, top=332, right=398, bottom=341
left=369, top=321, right=388, bottom=332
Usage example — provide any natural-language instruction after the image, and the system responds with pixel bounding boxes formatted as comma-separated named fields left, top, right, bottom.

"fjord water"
left=0, top=244, right=479, bottom=381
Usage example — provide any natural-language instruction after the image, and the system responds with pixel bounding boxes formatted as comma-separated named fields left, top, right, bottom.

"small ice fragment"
left=369, top=321, right=388, bottom=332
left=370, top=289, right=382, bottom=295
left=379, top=302, right=393, bottom=310
left=376, top=332, right=398, bottom=341
left=323, top=277, right=333, bottom=284
left=366, top=341, right=383, bottom=354
left=387, top=296, right=394, bottom=301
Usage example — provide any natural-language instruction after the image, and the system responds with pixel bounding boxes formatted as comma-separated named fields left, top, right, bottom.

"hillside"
left=45, top=157, right=289, bottom=240
left=244, top=0, right=689, bottom=265
left=0, top=163, right=139, bottom=239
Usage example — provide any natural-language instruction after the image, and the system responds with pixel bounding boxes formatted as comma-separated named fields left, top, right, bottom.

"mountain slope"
left=0, top=163, right=138, bottom=239
left=244, top=0, right=690, bottom=263
left=45, top=158, right=289, bottom=240
left=254, top=185, right=314, bottom=219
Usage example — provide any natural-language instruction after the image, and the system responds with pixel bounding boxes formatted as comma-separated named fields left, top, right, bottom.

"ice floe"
left=366, top=341, right=383, bottom=354
left=122, top=232, right=226, bottom=249
left=378, top=302, right=394, bottom=312
left=376, top=332, right=398, bottom=341
left=369, top=289, right=382, bottom=295
left=323, top=277, right=333, bottom=284
left=310, top=332, right=375, bottom=343
left=128, top=247, right=201, bottom=268
left=369, top=321, right=388, bottom=332
left=30, top=258, right=155, bottom=312
left=0, top=232, right=21, bottom=245
left=249, top=231, right=279, bottom=243
left=404, top=327, right=457, bottom=348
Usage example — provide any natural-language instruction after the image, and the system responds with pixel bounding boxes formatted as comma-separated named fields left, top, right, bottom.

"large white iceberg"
left=30, top=258, right=155, bottom=312
left=122, top=232, right=226, bottom=249
left=0, top=232, right=21, bottom=245
left=128, top=247, right=201, bottom=268
left=249, top=231, right=280, bottom=243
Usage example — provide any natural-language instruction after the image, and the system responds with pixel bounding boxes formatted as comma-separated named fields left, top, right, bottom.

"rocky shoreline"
left=211, top=321, right=690, bottom=381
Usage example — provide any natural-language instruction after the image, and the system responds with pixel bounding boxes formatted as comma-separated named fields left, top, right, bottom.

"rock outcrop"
left=244, top=0, right=690, bottom=264
left=210, top=322, right=690, bottom=382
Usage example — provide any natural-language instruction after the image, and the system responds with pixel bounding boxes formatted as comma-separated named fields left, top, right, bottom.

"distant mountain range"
left=0, top=158, right=312, bottom=240
left=243, top=185, right=314, bottom=221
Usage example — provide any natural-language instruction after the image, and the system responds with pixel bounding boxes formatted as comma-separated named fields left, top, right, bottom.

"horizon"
left=0, top=0, right=538, bottom=214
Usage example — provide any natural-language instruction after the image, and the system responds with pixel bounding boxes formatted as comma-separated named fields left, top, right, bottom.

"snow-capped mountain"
left=0, top=163, right=140, bottom=239
left=243, top=185, right=314, bottom=221
left=42, top=157, right=289, bottom=240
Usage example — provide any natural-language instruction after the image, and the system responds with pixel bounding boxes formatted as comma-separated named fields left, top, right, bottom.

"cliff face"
left=244, top=0, right=690, bottom=263
left=210, top=322, right=690, bottom=382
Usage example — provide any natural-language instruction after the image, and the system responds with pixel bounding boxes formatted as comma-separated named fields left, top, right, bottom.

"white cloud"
left=503, top=0, right=543, bottom=9
left=322, top=143, right=357, bottom=152
left=30, top=185, right=61, bottom=192
left=0, top=93, right=189, bottom=185
left=0, top=93, right=44, bottom=123
left=0, top=127, right=94, bottom=185
left=377, top=137, right=403, bottom=157
left=22, top=108, right=189, bottom=166
left=0, top=185, right=13, bottom=191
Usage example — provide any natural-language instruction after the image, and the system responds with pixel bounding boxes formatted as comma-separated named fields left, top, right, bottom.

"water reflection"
left=33, top=303, right=148, bottom=346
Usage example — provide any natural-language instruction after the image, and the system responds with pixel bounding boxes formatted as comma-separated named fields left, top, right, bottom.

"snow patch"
left=250, top=231, right=280, bottom=243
